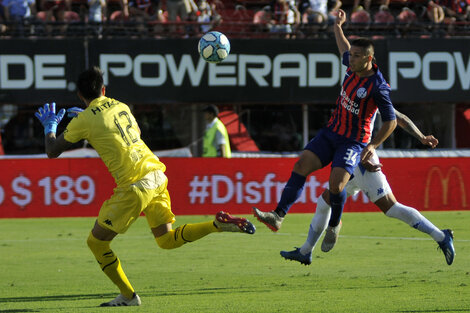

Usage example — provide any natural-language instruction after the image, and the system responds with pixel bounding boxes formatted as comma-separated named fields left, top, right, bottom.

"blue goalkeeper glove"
left=34, top=102, right=66, bottom=135
left=67, top=107, right=84, bottom=118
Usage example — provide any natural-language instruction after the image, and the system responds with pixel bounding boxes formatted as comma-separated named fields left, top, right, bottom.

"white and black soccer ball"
left=198, top=31, right=231, bottom=64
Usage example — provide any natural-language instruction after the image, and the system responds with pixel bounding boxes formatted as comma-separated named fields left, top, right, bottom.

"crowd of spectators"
left=247, top=0, right=470, bottom=38
left=0, top=0, right=469, bottom=37
left=0, top=0, right=222, bottom=36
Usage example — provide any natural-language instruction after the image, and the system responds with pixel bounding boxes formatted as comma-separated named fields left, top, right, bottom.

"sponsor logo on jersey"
left=340, top=87, right=360, bottom=115
left=356, top=87, right=368, bottom=99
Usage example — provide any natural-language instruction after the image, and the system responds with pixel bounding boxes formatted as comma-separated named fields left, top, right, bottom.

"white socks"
left=299, top=200, right=445, bottom=257
left=300, top=196, right=331, bottom=255
left=385, top=202, right=445, bottom=242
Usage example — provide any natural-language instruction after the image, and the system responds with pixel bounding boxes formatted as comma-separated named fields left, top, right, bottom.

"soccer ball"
left=198, top=31, right=231, bottom=64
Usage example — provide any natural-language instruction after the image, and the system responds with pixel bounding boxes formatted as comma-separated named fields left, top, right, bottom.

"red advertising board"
left=0, top=157, right=468, bottom=218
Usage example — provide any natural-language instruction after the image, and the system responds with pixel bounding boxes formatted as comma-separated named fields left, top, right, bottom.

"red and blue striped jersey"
left=327, top=51, right=396, bottom=143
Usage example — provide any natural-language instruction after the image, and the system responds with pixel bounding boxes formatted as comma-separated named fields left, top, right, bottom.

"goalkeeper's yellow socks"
left=87, top=232, right=135, bottom=300
left=156, top=221, right=218, bottom=249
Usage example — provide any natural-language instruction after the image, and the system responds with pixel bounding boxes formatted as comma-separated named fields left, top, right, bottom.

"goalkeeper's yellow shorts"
left=97, top=170, right=176, bottom=234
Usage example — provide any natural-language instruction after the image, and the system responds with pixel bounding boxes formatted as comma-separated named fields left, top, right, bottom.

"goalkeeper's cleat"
left=214, top=211, right=256, bottom=234
left=438, top=229, right=455, bottom=265
left=280, top=247, right=312, bottom=266
left=321, top=220, right=342, bottom=252
left=100, top=293, right=141, bottom=307
left=252, top=207, right=284, bottom=232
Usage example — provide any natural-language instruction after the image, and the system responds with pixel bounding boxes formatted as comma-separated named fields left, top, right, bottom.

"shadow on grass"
left=0, top=293, right=116, bottom=303
left=0, top=287, right=263, bottom=304
left=397, top=309, right=468, bottom=313
left=0, top=310, right=40, bottom=312
left=140, top=286, right=269, bottom=297
left=0, top=288, right=267, bottom=312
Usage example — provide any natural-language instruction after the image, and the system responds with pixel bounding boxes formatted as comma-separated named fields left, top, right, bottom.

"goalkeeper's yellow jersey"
left=64, top=96, right=166, bottom=186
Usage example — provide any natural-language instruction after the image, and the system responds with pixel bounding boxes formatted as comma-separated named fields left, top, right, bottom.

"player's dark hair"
left=77, top=66, right=104, bottom=100
left=351, top=38, right=375, bottom=61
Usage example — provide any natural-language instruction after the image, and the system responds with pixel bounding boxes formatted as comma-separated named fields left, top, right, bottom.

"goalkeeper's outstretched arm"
left=34, top=102, right=74, bottom=158
left=45, top=132, right=73, bottom=158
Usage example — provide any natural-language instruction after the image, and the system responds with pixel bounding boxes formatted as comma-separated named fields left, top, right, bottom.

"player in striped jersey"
left=254, top=9, right=397, bottom=234
left=35, top=66, right=256, bottom=307
left=280, top=109, right=455, bottom=266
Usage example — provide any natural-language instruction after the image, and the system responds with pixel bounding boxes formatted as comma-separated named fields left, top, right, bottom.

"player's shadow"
left=0, top=292, right=116, bottom=303
left=397, top=309, right=468, bottom=313
left=0, top=310, right=40, bottom=313
left=0, top=293, right=118, bottom=312
left=143, top=286, right=269, bottom=297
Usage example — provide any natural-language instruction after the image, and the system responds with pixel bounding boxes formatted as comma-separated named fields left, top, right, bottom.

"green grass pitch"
left=1, top=211, right=469, bottom=313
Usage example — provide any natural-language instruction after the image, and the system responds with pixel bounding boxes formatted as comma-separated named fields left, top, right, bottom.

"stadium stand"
left=1, top=0, right=469, bottom=37
left=219, top=110, right=260, bottom=152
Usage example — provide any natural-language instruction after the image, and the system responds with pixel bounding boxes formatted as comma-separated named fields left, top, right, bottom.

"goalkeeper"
left=35, top=66, right=255, bottom=307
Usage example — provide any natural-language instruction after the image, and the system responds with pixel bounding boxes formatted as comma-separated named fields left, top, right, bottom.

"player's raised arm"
left=333, top=9, right=350, bottom=56
left=395, top=109, right=439, bottom=148
left=45, top=132, right=73, bottom=158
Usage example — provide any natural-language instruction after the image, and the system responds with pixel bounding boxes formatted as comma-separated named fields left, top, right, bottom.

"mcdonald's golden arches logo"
left=424, top=166, right=467, bottom=209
